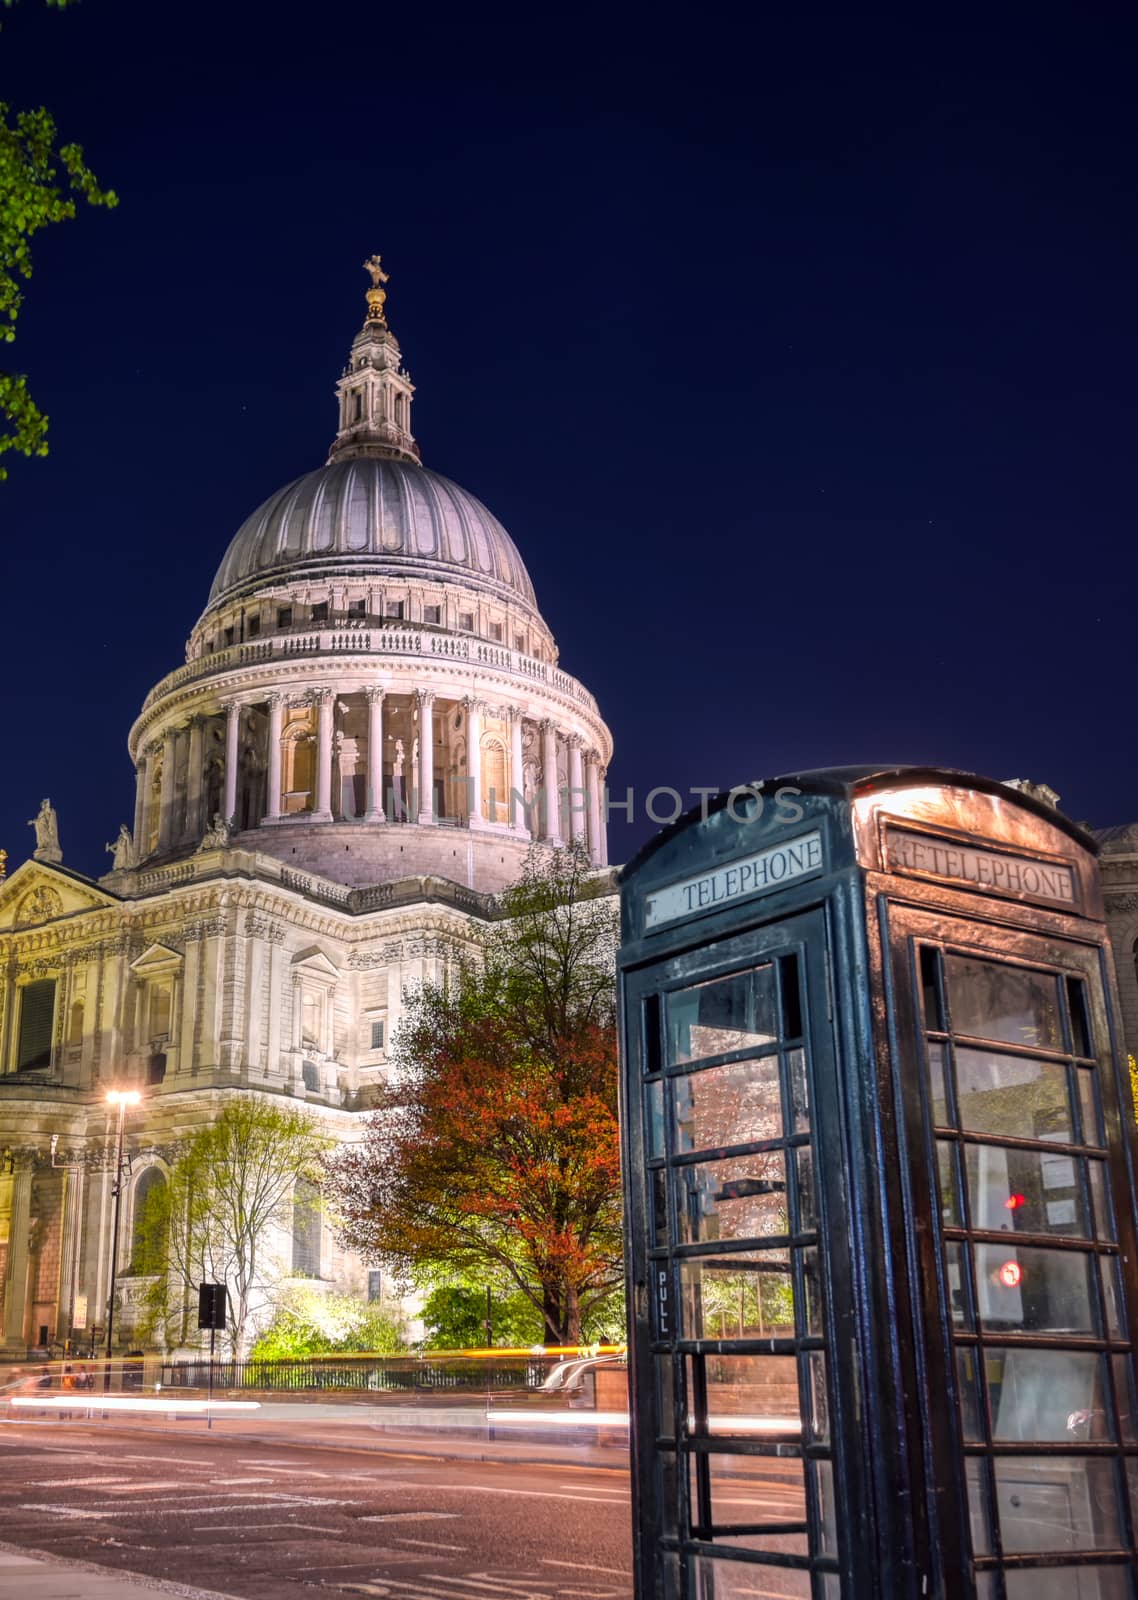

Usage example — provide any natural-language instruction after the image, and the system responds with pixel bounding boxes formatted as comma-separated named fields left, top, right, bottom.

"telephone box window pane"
left=667, top=965, right=778, bottom=1065
left=963, top=1144, right=1088, bottom=1238
left=937, top=1140, right=962, bottom=1227
left=679, top=1255, right=794, bottom=1340
left=984, top=1348, right=1112, bottom=1441
left=994, top=1456, right=1121, bottom=1552
left=920, top=944, right=944, bottom=1031
left=674, top=1057, right=783, bottom=1154
left=974, top=1574, right=998, bottom=1600
left=800, top=1246, right=824, bottom=1336
left=1004, top=1570, right=1131, bottom=1600
left=813, top=1457, right=838, bottom=1557
left=787, top=1046, right=810, bottom=1132
left=1087, top=1160, right=1117, bottom=1242
left=689, top=1553, right=811, bottom=1599
left=1078, top=1068, right=1105, bottom=1147
left=928, top=1040, right=950, bottom=1126
left=946, top=1241, right=972, bottom=1328
left=974, top=1244, right=1097, bottom=1335
left=795, top=1145, right=817, bottom=1232
left=1066, top=976, right=1094, bottom=1058
left=806, top=1349, right=830, bottom=1442
left=966, top=1456, right=993, bottom=1555
left=657, top=1448, right=680, bottom=1538
left=657, top=1357, right=676, bottom=1438
left=956, top=1347, right=982, bottom=1441
left=1112, top=1354, right=1137, bottom=1444
left=673, top=1152, right=789, bottom=1246
left=709, top=1455, right=809, bottom=1554
left=944, top=955, right=1061, bottom=1050
left=656, top=1544, right=681, bottom=1599
left=645, top=1079, right=665, bottom=1158
left=652, top=1167, right=669, bottom=1247
left=686, top=1353, right=801, bottom=1440
left=1100, top=1255, right=1125, bottom=1339
left=954, top=1047, right=1073, bottom=1143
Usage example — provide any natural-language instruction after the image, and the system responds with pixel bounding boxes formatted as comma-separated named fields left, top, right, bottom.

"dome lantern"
left=327, top=255, right=420, bottom=467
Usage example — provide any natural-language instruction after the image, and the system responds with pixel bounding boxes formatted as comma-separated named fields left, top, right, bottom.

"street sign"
left=197, top=1282, right=227, bottom=1331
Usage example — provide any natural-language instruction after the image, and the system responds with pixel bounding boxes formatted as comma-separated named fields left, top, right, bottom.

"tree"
left=249, top=1286, right=407, bottom=1360
left=329, top=842, right=623, bottom=1344
left=1, top=2, right=117, bottom=476
left=134, top=1097, right=332, bottom=1356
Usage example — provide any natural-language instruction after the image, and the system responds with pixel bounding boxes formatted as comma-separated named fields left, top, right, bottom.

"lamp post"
left=104, top=1089, right=141, bottom=1389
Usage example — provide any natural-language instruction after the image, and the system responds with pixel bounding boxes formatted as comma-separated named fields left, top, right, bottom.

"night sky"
left=1, top=2, right=1135, bottom=882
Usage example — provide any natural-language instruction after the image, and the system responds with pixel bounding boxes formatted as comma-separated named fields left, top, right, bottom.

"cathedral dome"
left=207, top=457, right=537, bottom=613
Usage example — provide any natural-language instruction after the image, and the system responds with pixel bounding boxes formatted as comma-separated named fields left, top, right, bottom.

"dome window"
left=277, top=605, right=292, bottom=628
left=423, top=604, right=441, bottom=625
left=515, top=634, right=526, bottom=652
left=459, top=611, right=474, bottom=632
left=348, top=598, right=366, bottom=617
left=311, top=601, right=329, bottom=624
left=385, top=601, right=405, bottom=620
left=488, top=621, right=503, bottom=642
left=246, top=615, right=260, bottom=638
left=222, top=626, right=235, bottom=647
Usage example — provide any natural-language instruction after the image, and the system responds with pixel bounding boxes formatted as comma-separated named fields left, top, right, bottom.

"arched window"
left=292, top=1178, right=321, bottom=1277
left=302, top=1059, right=320, bottom=1092
left=131, top=1167, right=166, bottom=1272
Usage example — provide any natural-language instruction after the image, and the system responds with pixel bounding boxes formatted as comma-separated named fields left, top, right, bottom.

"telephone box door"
left=884, top=905, right=1138, bottom=1597
left=623, top=907, right=861, bottom=1600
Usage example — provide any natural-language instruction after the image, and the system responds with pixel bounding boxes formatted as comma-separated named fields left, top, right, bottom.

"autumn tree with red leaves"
left=328, top=843, right=622, bottom=1344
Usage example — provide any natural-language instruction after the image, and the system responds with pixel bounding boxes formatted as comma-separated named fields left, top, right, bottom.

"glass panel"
left=1004, top=1570, right=1131, bottom=1600
left=800, top=1247, right=824, bottom=1337
left=974, top=1243, right=1097, bottom=1334
left=680, top=1254, right=795, bottom=1340
left=656, top=1547, right=682, bottom=1600
left=964, top=1143, right=1088, bottom=1238
left=689, top=1554, right=812, bottom=1600
left=673, top=1152, right=789, bottom=1246
left=973, top=1576, right=998, bottom=1600
left=1078, top=1068, right=1105, bottom=1147
left=993, top=1455, right=1121, bottom=1551
left=686, top=1353, right=801, bottom=1440
left=946, top=1240, right=973, bottom=1328
left=954, top=1048, right=1073, bottom=1142
left=1112, top=1353, right=1137, bottom=1444
left=796, top=1145, right=817, bottom=1233
left=1100, top=1255, right=1125, bottom=1339
left=920, top=944, right=944, bottom=1031
left=652, top=1166, right=669, bottom=1247
left=674, top=1058, right=784, bottom=1155
left=806, top=1349, right=830, bottom=1443
left=657, top=1447, right=680, bottom=1538
left=668, top=965, right=779, bottom=1065
left=937, top=1140, right=962, bottom=1226
left=787, top=1046, right=809, bottom=1133
left=984, top=1348, right=1113, bottom=1441
left=813, top=1457, right=838, bottom=1557
left=966, top=1455, right=992, bottom=1555
left=928, top=1040, right=950, bottom=1125
left=646, top=1078, right=665, bottom=1158
left=955, top=1346, right=982, bottom=1442
left=944, top=955, right=1061, bottom=1050
left=1088, top=1159, right=1116, bottom=1240
left=1066, top=976, right=1093, bottom=1058
left=821, top=1578, right=842, bottom=1600
left=707, top=1453, right=808, bottom=1555
left=657, top=1356, right=676, bottom=1439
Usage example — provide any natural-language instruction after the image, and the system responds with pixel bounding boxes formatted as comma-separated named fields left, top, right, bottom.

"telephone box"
left=617, top=767, right=1138, bottom=1600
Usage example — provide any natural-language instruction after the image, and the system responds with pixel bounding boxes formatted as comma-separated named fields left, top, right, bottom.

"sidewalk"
left=0, top=1543, right=239, bottom=1600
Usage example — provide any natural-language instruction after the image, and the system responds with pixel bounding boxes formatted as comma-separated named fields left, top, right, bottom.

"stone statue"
left=198, top=812, right=232, bottom=851
left=105, top=825, right=135, bottom=871
left=392, top=739, right=405, bottom=778
left=363, top=254, right=389, bottom=288
left=28, top=798, right=62, bottom=864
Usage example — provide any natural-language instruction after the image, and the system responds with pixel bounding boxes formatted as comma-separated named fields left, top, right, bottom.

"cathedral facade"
left=0, top=263, right=613, bottom=1354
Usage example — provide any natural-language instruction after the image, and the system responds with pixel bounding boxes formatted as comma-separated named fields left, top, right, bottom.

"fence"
left=159, top=1352, right=550, bottom=1394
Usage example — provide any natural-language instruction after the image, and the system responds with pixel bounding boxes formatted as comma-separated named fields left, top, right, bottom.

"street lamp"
left=104, top=1090, right=141, bottom=1386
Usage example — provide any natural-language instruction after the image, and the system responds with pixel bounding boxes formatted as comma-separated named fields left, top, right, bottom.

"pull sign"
left=198, top=1282, right=227, bottom=1331
left=656, top=1267, right=671, bottom=1337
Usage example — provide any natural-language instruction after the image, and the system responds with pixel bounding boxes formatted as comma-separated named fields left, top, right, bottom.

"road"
left=0, top=1421, right=633, bottom=1599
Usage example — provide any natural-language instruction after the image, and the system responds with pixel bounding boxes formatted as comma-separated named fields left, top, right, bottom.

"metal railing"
left=159, top=1352, right=549, bottom=1393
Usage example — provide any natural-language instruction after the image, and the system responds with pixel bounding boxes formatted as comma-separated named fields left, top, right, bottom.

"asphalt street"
left=0, top=1422, right=634, bottom=1600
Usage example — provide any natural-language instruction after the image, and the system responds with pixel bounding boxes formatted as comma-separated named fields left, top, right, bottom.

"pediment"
left=0, top=860, right=119, bottom=932
left=130, top=942, right=183, bottom=976
left=290, top=945, right=340, bottom=979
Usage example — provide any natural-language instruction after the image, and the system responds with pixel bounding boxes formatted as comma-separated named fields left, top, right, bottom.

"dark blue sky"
left=2, top=1, right=1135, bottom=880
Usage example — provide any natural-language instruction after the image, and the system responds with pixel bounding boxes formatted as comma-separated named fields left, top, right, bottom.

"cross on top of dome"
left=362, top=254, right=390, bottom=328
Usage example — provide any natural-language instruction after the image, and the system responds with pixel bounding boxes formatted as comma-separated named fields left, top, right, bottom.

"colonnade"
left=132, top=687, right=608, bottom=866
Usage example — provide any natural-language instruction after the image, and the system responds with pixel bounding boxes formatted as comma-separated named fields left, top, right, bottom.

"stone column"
left=157, top=727, right=178, bottom=852
left=541, top=720, right=561, bottom=843
left=568, top=736, right=586, bottom=844
left=263, top=694, right=284, bottom=823
left=185, top=717, right=204, bottom=838
left=2, top=1160, right=33, bottom=1349
left=138, top=743, right=159, bottom=857
left=466, top=698, right=483, bottom=824
left=417, top=691, right=435, bottom=824
left=364, top=688, right=385, bottom=820
left=131, top=761, right=147, bottom=853
left=587, top=757, right=607, bottom=866
left=508, top=707, right=526, bottom=833
left=313, top=689, right=334, bottom=820
left=222, top=700, right=241, bottom=824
